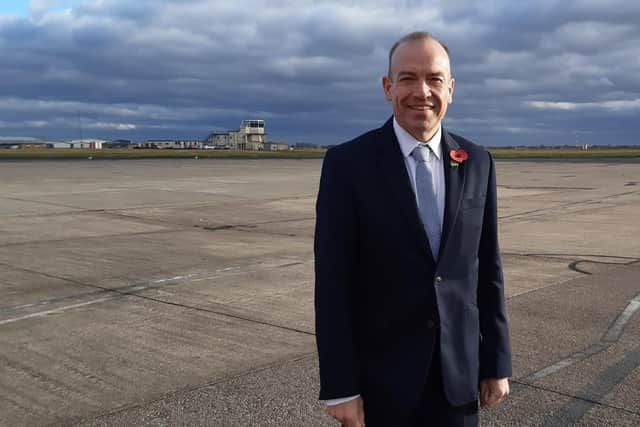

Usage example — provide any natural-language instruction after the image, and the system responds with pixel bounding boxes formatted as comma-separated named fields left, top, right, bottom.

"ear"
left=382, top=75, right=393, bottom=102
left=448, top=78, right=455, bottom=104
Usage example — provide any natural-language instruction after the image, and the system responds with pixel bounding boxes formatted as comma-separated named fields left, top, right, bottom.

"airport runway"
left=0, top=158, right=639, bottom=426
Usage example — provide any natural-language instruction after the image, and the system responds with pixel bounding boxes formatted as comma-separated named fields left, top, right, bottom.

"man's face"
left=382, top=38, right=455, bottom=142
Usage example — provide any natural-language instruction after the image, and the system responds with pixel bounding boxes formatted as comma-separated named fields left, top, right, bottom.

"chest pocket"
left=462, top=196, right=485, bottom=210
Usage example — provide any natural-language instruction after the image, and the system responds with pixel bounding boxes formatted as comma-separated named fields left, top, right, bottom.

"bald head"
left=387, top=31, right=451, bottom=79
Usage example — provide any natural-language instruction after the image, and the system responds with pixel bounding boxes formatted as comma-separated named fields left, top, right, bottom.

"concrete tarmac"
left=0, top=158, right=638, bottom=426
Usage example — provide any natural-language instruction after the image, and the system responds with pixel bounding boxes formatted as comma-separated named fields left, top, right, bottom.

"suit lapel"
left=376, top=118, right=435, bottom=261
left=438, top=129, right=466, bottom=262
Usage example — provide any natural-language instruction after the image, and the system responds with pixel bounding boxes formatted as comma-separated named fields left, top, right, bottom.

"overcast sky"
left=1, top=0, right=639, bottom=146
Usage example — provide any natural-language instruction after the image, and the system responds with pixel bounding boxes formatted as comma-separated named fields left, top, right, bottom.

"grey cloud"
left=0, top=0, right=638, bottom=145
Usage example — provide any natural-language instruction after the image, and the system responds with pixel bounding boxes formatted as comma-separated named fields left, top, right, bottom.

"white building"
left=67, top=139, right=106, bottom=149
left=206, top=120, right=266, bottom=151
left=52, top=142, right=73, bottom=149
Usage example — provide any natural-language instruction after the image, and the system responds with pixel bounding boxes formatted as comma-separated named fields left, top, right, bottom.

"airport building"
left=0, top=138, right=50, bottom=149
left=63, top=139, right=106, bottom=149
left=264, top=142, right=290, bottom=151
left=137, top=139, right=203, bottom=149
left=0, top=138, right=106, bottom=149
left=3, top=120, right=272, bottom=151
left=206, top=120, right=266, bottom=151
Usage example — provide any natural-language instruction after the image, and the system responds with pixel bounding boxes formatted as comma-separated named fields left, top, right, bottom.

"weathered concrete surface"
left=0, top=158, right=639, bottom=426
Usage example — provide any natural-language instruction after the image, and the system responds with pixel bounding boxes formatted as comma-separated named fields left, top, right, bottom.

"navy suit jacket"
left=314, top=118, right=512, bottom=412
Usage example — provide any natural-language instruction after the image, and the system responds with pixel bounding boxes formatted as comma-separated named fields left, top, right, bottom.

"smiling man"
left=314, top=32, right=512, bottom=426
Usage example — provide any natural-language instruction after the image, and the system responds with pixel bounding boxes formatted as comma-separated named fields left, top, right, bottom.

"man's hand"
left=325, top=397, right=365, bottom=427
left=480, top=378, right=509, bottom=408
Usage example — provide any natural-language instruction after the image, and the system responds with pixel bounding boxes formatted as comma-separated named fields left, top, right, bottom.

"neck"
left=404, top=126, right=440, bottom=144
left=393, top=118, right=441, bottom=143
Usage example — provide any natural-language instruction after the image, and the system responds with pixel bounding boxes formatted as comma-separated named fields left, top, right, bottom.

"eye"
left=429, top=77, right=445, bottom=87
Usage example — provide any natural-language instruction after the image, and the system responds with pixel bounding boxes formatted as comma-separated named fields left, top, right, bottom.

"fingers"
left=326, top=410, right=364, bottom=427
left=479, top=382, right=492, bottom=408
left=480, top=378, right=510, bottom=409
left=325, top=398, right=365, bottom=427
left=481, top=390, right=506, bottom=408
left=356, top=398, right=365, bottom=426
left=331, top=410, right=364, bottom=427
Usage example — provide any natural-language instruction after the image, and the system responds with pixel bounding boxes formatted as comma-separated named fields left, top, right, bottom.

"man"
left=314, top=32, right=512, bottom=426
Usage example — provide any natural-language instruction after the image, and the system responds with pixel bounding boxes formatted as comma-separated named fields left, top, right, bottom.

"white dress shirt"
left=324, top=118, right=446, bottom=407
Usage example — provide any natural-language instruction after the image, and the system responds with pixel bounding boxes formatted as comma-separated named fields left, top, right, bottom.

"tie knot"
left=411, top=145, right=431, bottom=163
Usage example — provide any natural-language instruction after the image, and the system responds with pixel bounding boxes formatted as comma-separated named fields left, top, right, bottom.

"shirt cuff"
left=324, top=394, right=361, bottom=406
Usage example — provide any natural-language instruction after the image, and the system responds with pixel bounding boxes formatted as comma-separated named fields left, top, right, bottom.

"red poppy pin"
left=449, top=149, right=468, bottom=168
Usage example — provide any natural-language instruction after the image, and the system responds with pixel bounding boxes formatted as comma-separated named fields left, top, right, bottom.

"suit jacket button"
left=435, top=276, right=442, bottom=284
left=427, top=320, right=436, bottom=329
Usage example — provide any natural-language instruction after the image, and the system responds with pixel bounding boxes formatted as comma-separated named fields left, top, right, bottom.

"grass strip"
left=1, top=148, right=639, bottom=160
left=0, top=149, right=327, bottom=159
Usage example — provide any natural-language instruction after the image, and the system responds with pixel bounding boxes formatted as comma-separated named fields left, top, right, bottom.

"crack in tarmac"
left=568, top=259, right=639, bottom=275
left=509, top=380, right=640, bottom=418
left=498, top=189, right=640, bottom=221
left=77, top=353, right=317, bottom=425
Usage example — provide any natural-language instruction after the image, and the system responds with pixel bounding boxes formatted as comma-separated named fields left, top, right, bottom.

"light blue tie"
left=411, top=145, right=441, bottom=259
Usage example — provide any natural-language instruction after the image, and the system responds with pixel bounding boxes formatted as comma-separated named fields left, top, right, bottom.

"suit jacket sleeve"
left=314, top=147, right=361, bottom=400
left=478, top=152, right=512, bottom=380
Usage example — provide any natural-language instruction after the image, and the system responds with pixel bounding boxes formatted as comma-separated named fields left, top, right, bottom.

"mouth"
left=408, top=105, right=435, bottom=111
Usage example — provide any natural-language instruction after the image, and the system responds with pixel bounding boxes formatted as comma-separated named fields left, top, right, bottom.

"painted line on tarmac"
left=0, top=296, right=116, bottom=325
left=541, top=342, right=640, bottom=426
left=0, top=271, right=214, bottom=314
left=0, top=259, right=308, bottom=326
left=0, top=270, right=241, bottom=324
left=522, top=293, right=640, bottom=383
left=602, top=295, right=640, bottom=342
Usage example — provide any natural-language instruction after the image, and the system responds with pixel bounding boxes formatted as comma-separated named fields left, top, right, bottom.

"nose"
left=418, top=80, right=432, bottom=97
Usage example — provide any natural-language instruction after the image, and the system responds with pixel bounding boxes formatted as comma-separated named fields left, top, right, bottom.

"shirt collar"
left=393, top=117, right=442, bottom=160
